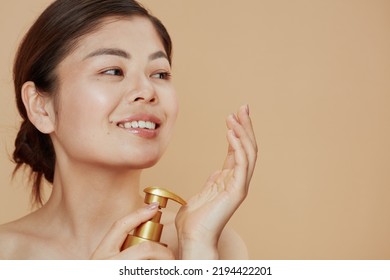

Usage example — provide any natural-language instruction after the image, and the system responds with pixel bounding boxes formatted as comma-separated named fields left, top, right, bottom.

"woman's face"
left=50, top=16, right=178, bottom=170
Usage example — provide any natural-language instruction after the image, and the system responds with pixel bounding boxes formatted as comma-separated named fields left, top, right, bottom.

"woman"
left=0, top=0, right=257, bottom=259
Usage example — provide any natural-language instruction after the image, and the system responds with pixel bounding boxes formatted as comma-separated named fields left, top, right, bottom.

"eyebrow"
left=84, top=48, right=169, bottom=62
left=84, top=48, right=130, bottom=60
left=149, top=50, right=169, bottom=62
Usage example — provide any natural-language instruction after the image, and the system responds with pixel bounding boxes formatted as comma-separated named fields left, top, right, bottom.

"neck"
left=40, top=161, right=145, bottom=257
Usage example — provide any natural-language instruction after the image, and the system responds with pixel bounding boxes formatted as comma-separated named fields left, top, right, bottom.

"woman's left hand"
left=175, top=105, right=258, bottom=259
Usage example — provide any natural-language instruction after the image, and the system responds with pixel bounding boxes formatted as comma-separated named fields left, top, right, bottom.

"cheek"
left=162, top=90, right=179, bottom=146
left=55, top=83, right=117, bottom=135
left=164, top=86, right=179, bottom=122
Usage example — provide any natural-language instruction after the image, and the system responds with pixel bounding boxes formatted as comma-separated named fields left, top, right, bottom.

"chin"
left=134, top=159, right=160, bottom=169
left=129, top=154, right=162, bottom=170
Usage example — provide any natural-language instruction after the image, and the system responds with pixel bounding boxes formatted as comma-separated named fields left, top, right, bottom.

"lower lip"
left=121, top=127, right=159, bottom=139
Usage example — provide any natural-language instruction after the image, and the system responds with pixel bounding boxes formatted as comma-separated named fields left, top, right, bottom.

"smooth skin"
left=0, top=16, right=257, bottom=260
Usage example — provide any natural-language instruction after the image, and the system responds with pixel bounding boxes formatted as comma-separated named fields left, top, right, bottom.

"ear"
left=21, top=81, right=56, bottom=134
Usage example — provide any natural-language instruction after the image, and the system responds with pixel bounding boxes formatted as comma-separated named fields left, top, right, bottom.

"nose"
left=126, top=75, right=157, bottom=104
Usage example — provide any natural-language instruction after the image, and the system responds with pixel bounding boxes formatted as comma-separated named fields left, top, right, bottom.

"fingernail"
left=245, top=104, right=250, bottom=115
left=146, top=202, right=159, bottom=210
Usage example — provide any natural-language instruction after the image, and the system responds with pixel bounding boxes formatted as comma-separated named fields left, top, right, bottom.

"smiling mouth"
left=117, top=120, right=159, bottom=130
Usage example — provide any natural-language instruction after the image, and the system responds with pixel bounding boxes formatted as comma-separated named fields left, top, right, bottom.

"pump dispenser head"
left=121, top=187, right=186, bottom=250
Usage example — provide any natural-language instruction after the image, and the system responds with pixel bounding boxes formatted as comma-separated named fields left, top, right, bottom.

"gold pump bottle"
left=121, top=187, right=186, bottom=250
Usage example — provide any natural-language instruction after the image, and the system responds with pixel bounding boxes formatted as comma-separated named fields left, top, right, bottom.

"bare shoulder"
left=0, top=213, right=47, bottom=260
left=0, top=221, right=27, bottom=259
left=218, top=227, right=249, bottom=260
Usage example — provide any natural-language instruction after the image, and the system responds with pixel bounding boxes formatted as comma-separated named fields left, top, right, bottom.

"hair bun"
left=13, top=120, right=55, bottom=205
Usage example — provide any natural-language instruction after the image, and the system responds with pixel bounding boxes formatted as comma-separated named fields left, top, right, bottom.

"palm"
left=176, top=169, right=243, bottom=243
left=175, top=105, right=257, bottom=252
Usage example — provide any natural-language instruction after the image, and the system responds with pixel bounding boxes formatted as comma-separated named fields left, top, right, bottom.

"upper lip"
left=115, top=113, right=162, bottom=127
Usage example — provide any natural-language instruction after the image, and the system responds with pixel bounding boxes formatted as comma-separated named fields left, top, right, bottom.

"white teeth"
left=131, top=121, right=138, bottom=128
left=120, top=120, right=157, bottom=130
left=138, top=121, right=146, bottom=128
left=146, top=122, right=156, bottom=129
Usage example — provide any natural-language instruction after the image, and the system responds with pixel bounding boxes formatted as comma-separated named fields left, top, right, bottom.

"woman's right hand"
left=91, top=202, right=175, bottom=260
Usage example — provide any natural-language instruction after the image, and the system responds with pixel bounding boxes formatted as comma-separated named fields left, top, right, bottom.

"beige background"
left=1, top=0, right=390, bottom=259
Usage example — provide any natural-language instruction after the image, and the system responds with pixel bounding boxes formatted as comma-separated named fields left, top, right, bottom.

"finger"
left=222, top=135, right=235, bottom=170
left=114, top=241, right=175, bottom=260
left=227, top=108, right=257, bottom=155
left=237, top=105, right=257, bottom=150
left=225, top=114, right=257, bottom=180
left=226, top=129, right=248, bottom=195
left=92, top=203, right=159, bottom=259
left=223, top=114, right=245, bottom=170
left=223, top=105, right=258, bottom=170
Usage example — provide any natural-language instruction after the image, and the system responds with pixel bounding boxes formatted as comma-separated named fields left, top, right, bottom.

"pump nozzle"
left=121, top=187, right=186, bottom=250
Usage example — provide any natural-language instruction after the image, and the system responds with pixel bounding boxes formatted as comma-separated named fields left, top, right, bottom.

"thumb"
left=91, top=202, right=159, bottom=259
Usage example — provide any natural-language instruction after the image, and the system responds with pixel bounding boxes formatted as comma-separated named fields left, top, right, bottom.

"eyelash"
left=101, top=68, right=172, bottom=81
left=151, top=72, right=172, bottom=80
left=102, top=68, right=123, bottom=76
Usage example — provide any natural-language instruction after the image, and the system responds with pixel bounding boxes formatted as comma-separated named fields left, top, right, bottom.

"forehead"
left=69, top=16, right=165, bottom=59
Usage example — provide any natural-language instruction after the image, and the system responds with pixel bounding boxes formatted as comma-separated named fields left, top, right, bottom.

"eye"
left=101, top=68, right=124, bottom=76
left=151, top=72, right=172, bottom=80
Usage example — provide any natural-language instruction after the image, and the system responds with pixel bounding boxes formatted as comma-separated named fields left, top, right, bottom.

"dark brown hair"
left=13, top=0, right=172, bottom=206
